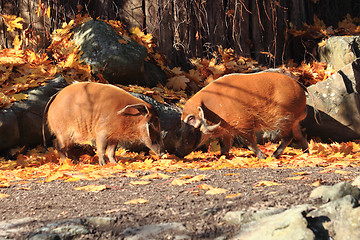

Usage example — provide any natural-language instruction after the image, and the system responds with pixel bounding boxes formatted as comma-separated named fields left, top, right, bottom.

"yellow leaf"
left=334, top=170, right=350, bottom=175
left=141, top=173, right=171, bottom=180
left=123, top=172, right=138, bottom=178
left=1, top=14, right=23, bottom=32
left=254, top=181, right=281, bottom=187
left=45, top=172, right=64, bottom=182
left=292, top=171, right=311, bottom=175
left=186, top=174, right=206, bottom=183
left=171, top=178, right=186, bottom=186
left=286, top=176, right=308, bottom=180
left=124, top=198, right=148, bottom=204
left=0, top=183, right=10, bottom=188
left=74, top=184, right=108, bottom=192
left=11, top=93, right=28, bottom=101
left=12, top=35, right=22, bottom=50
left=166, top=75, right=190, bottom=91
left=198, top=184, right=214, bottom=190
left=47, top=6, right=51, bottom=18
left=205, top=188, right=227, bottom=195
left=0, top=193, right=10, bottom=198
left=16, top=187, right=31, bottom=190
left=130, top=180, right=151, bottom=185
left=226, top=193, right=242, bottom=198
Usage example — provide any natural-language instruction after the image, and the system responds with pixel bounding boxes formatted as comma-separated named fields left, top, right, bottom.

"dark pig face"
left=175, top=107, right=221, bottom=158
left=174, top=118, right=202, bottom=157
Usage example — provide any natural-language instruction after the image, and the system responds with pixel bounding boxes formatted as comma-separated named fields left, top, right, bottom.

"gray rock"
left=318, top=36, right=360, bottom=71
left=229, top=205, right=315, bottom=240
left=308, top=195, right=360, bottom=240
left=303, top=58, right=360, bottom=142
left=309, top=182, right=360, bottom=202
left=73, top=20, right=162, bottom=87
left=11, top=76, right=68, bottom=148
left=224, top=208, right=284, bottom=225
left=129, top=92, right=181, bottom=154
left=122, top=222, right=189, bottom=240
left=86, top=216, right=116, bottom=228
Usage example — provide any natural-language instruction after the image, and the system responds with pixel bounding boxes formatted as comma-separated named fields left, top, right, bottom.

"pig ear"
left=118, top=103, right=149, bottom=116
left=183, top=114, right=201, bottom=128
left=198, top=106, right=220, bottom=133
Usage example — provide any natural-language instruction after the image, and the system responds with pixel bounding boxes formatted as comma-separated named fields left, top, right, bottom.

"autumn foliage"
left=0, top=7, right=359, bottom=200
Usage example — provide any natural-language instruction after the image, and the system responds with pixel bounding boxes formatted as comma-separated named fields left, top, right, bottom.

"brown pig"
left=44, top=82, right=164, bottom=165
left=175, top=72, right=308, bottom=159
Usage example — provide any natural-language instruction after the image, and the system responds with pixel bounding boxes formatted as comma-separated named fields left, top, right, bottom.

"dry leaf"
left=186, top=175, right=206, bottom=183
left=0, top=193, right=10, bottom=198
left=74, top=184, right=108, bottom=192
left=311, top=180, right=322, bottom=187
left=141, top=173, right=171, bottom=180
left=286, top=176, right=308, bottom=180
left=254, top=181, right=281, bottom=187
left=124, top=198, right=148, bottom=204
left=205, top=188, right=227, bottom=195
left=226, top=193, right=242, bottom=198
left=166, top=75, right=190, bottom=91
left=334, top=170, right=350, bottom=175
left=171, top=178, right=187, bottom=186
left=130, top=181, right=151, bottom=185
left=198, top=184, right=214, bottom=190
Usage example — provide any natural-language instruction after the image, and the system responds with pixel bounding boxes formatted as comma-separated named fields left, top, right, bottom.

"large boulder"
left=73, top=20, right=166, bottom=87
left=0, top=76, right=68, bottom=151
left=318, top=36, right=360, bottom=71
left=303, top=58, right=360, bottom=142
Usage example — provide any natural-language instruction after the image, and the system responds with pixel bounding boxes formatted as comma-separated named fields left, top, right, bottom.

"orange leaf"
left=124, top=198, right=148, bottom=205
left=45, top=172, right=64, bottom=182
left=334, top=170, right=350, bottom=175
left=311, top=179, right=322, bottom=187
left=286, top=176, right=308, bottom=180
left=225, top=193, right=242, bottom=198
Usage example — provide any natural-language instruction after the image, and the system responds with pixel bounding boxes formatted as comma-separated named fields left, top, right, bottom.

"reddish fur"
left=177, top=72, right=308, bottom=158
left=46, top=82, right=163, bottom=165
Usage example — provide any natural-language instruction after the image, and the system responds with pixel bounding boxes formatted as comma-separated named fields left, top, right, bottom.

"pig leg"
left=55, top=136, right=67, bottom=162
left=96, top=133, right=107, bottom=166
left=219, top=135, right=234, bottom=156
left=292, top=121, right=309, bottom=153
left=243, top=132, right=266, bottom=159
left=272, top=135, right=293, bottom=158
left=106, top=141, right=118, bottom=164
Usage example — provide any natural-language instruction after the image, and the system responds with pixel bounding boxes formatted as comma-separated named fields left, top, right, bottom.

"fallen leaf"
left=74, top=184, right=108, bottom=192
left=124, top=198, right=148, bottom=204
left=166, top=75, right=190, bottom=91
left=0, top=193, right=10, bottom=198
left=198, top=184, right=214, bottom=190
left=171, top=178, right=187, bottom=186
left=292, top=171, right=311, bottom=175
left=254, top=181, right=281, bottom=187
left=286, top=176, right=308, bottom=180
left=311, top=179, right=322, bottom=187
left=130, top=180, right=151, bottom=185
left=225, top=193, right=242, bottom=198
left=186, top=175, right=206, bottom=183
left=334, top=170, right=350, bottom=175
left=205, top=188, right=227, bottom=195
left=141, top=173, right=171, bottom=180
left=104, top=209, right=121, bottom=214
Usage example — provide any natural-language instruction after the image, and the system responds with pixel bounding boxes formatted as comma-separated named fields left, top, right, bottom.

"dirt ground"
left=1, top=165, right=359, bottom=239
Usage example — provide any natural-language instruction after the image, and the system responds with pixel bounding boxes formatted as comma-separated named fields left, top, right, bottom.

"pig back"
left=47, top=82, right=150, bottom=142
left=184, top=72, right=306, bottom=131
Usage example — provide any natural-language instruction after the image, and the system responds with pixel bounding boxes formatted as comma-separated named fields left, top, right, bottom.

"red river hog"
left=175, top=72, right=308, bottom=159
left=45, top=82, right=164, bottom=165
